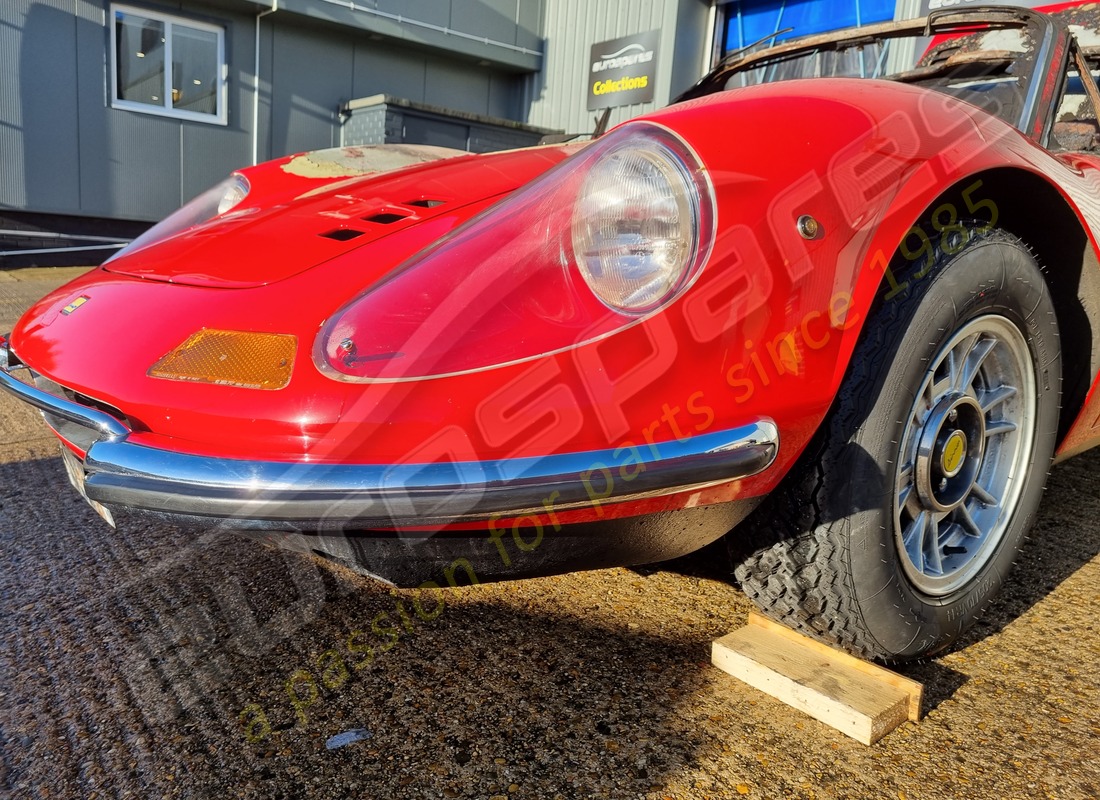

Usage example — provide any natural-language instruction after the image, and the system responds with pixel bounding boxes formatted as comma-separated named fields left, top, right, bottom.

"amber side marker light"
left=149, top=330, right=297, bottom=390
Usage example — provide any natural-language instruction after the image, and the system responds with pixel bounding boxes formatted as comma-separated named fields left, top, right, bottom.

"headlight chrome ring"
left=571, top=130, right=712, bottom=314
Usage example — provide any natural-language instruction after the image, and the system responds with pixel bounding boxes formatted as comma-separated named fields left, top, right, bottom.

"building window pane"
left=172, top=25, right=219, bottom=115
left=115, top=12, right=165, bottom=106
left=110, top=4, right=226, bottom=124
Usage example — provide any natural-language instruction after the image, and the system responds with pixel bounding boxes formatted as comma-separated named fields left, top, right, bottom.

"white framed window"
left=110, top=4, right=227, bottom=125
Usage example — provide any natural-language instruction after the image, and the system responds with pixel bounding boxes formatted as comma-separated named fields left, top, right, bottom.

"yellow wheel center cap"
left=941, top=430, right=967, bottom=477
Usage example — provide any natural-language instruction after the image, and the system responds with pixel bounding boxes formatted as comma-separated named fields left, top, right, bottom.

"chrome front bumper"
left=0, top=339, right=128, bottom=442
left=1, top=338, right=779, bottom=529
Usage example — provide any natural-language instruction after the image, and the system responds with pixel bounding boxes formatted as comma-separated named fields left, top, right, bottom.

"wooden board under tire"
left=711, top=613, right=924, bottom=745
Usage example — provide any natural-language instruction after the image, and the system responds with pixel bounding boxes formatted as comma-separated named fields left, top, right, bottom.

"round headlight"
left=106, top=173, right=251, bottom=263
left=571, top=134, right=708, bottom=313
left=217, top=174, right=251, bottom=215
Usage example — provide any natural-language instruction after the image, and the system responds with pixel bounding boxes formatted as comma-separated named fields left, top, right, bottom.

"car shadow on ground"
left=2, top=448, right=1099, bottom=798
left=0, top=454, right=785, bottom=797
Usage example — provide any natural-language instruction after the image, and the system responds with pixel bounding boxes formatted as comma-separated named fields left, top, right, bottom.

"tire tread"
left=731, top=227, right=1052, bottom=661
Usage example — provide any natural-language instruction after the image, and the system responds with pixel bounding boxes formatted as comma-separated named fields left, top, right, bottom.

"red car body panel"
left=101, top=148, right=573, bottom=288
left=13, top=81, right=1100, bottom=531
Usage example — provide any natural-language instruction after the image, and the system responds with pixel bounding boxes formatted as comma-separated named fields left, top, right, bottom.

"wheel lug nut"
left=939, top=478, right=948, bottom=490
left=948, top=409, right=958, bottom=422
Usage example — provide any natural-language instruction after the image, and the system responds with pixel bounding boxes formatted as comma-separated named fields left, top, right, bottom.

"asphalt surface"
left=0, top=267, right=1098, bottom=800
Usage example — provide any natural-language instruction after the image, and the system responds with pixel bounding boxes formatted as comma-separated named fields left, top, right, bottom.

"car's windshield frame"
left=676, top=7, right=1065, bottom=143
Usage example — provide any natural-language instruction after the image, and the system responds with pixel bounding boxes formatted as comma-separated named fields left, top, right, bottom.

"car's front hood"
left=103, top=144, right=577, bottom=289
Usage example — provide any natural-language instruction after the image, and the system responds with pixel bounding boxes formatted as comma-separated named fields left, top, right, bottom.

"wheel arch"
left=881, top=166, right=1100, bottom=442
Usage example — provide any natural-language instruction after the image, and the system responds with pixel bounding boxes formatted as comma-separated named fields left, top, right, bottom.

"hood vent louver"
left=320, top=229, right=365, bottom=241
left=364, top=212, right=407, bottom=224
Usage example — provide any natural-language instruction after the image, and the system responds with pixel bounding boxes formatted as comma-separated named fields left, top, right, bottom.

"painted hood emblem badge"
left=61, top=296, right=90, bottom=316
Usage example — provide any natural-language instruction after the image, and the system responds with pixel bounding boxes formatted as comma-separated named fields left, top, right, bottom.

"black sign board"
left=587, top=30, right=659, bottom=111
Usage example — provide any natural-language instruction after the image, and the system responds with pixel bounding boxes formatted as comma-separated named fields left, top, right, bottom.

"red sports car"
left=5, top=5, right=1100, bottom=662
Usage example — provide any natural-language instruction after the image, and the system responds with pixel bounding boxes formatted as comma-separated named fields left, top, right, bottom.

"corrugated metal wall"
left=259, top=17, right=526, bottom=160
left=1, top=0, right=537, bottom=222
left=523, top=0, right=712, bottom=135
left=1, top=0, right=254, bottom=222
left=1, top=0, right=86, bottom=214
left=277, top=0, right=543, bottom=72
left=2, top=0, right=717, bottom=223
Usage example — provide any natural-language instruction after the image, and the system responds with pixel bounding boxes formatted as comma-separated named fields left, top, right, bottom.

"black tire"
left=732, top=227, right=1061, bottom=662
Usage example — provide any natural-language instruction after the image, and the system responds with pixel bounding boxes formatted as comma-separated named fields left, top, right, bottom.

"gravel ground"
left=0, top=268, right=1098, bottom=799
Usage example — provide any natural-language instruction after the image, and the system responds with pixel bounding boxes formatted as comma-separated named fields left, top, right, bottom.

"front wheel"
left=732, top=228, right=1061, bottom=662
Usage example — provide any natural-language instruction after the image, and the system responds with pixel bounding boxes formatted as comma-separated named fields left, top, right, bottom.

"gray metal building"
left=0, top=0, right=746, bottom=239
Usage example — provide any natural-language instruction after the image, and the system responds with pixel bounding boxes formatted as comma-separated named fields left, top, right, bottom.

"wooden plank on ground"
left=711, top=613, right=924, bottom=745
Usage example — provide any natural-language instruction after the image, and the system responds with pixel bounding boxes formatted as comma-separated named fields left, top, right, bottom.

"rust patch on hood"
left=281, top=144, right=464, bottom=179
